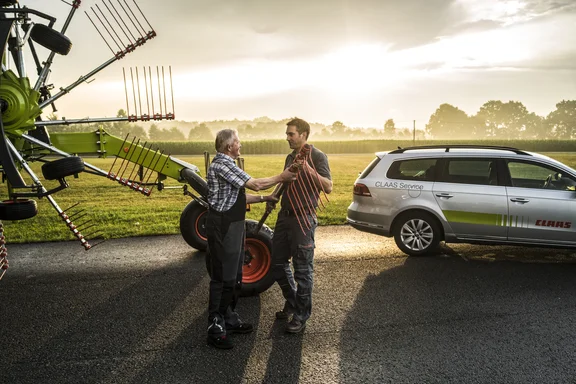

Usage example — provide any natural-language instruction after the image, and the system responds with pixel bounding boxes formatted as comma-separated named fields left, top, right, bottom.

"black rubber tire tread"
left=180, top=168, right=208, bottom=198
left=0, top=1, right=18, bottom=7
left=42, top=156, right=85, bottom=180
left=204, top=219, right=275, bottom=297
left=179, top=199, right=208, bottom=251
left=30, top=23, right=72, bottom=56
left=0, top=199, right=38, bottom=221
left=393, top=211, right=441, bottom=256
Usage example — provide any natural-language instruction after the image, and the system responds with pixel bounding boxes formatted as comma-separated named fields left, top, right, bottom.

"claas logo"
left=535, top=220, right=572, bottom=229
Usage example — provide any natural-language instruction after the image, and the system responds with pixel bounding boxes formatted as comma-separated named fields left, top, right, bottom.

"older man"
left=206, top=129, right=295, bottom=349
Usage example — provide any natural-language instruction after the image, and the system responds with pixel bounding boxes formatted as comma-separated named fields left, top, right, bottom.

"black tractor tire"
left=180, top=199, right=208, bottom=251
left=42, top=156, right=85, bottom=180
left=30, top=23, right=72, bottom=56
left=0, top=1, right=18, bottom=7
left=205, top=219, right=275, bottom=296
left=393, top=211, right=442, bottom=256
left=0, top=199, right=38, bottom=221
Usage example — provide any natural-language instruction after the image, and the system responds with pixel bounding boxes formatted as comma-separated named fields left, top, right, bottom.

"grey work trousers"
left=272, top=212, right=317, bottom=322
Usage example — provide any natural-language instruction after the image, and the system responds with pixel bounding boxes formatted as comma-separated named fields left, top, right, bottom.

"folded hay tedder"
left=0, top=0, right=283, bottom=295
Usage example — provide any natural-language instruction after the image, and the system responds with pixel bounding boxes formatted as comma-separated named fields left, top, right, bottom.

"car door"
left=505, top=159, right=576, bottom=246
left=433, top=157, right=508, bottom=240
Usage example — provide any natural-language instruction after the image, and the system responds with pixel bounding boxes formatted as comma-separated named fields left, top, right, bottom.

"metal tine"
left=162, top=66, right=167, bottom=116
left=79, top=223, right=98, bottom=233
left=137, top=143, right=156, bottom=182
left=300, top=154, right=326, bottom=210
left=127, top=140, right=148, bottom=182
left=135, top=67, right=143, bottom=118
left=143, top=67, right=151, bottom=118
left=102, top=0, right=133, bottom=45
left=130, top=68, right=138, bottom=117
left=296, top=169, right=318, bottom=214
left=109, top=133, right=130, bottom=176
left=94, top=3, right=126, bottom=48
left=156, top=66, right=163, bottom=117
left=150, top=153, right=171, bottom=188
left=63, top=202, right=82, bottom=212
left=129, top=0, right=154, bottom=33
left=75, top=220, right=93, bottom=228
left=290, top=182, right=312, bottom=229
left=88, top=7, right=122, bottom=51
left=118, top=0, right=146, bottom=38
left=106, top=0, right=137, bottom=43
left=148, top=66, right=155, bottom=115
left=169, top=66, right=175, bottom=116
left=306, top=148, right=330, bottom=203
left=123, top=68, right=131, bottom=118
left=286, top=186, right=307, bottom=235
left=117, top=136, right=137, bottom=179
left=67, top=212, right=88, bottom=222
left=85, top=11, right=116, bottom=54
left=144, top=149, right=165, bottom=186
left=120, top=138, right=140, bottom=180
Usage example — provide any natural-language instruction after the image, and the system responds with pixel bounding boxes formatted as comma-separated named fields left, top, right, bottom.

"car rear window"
left=359, top=156, right=381, bottom=179
left=387, top=158, right=438, bottom=181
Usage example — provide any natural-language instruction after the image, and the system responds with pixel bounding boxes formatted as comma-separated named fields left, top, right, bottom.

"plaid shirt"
left=207, top=152, right=251, bottom=212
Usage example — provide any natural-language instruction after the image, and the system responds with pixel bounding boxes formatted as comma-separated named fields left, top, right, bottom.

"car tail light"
left=353, top=183, right=372, bottom=197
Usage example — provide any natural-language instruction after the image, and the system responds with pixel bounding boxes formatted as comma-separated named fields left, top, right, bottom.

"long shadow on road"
left=339, top=253, right=576, bottom=383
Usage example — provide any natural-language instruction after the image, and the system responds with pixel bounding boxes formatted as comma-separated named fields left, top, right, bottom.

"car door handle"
left=510, top=198, right=529, bottom=203
left=435, top=193, right=453, bottom=199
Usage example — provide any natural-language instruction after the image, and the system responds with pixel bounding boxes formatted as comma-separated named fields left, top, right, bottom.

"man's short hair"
left=287, top=117, right=310, bottom=139
left=215, top=129, right=238, bottom=152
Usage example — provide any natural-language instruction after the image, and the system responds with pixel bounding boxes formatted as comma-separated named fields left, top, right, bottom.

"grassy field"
left=4, top=152, right=576, bottom=244
left=1, top=154, right=375, bottom=244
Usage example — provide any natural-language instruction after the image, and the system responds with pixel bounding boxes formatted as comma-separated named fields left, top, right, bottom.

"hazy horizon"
left=22, top=0, right=576, bottom=130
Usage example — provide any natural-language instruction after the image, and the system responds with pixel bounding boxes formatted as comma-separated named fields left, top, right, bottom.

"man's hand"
left=280, top=167, right=298, bottom=182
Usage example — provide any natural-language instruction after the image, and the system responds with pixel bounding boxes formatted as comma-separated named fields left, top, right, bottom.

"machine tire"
left=180, top=199, right=207, bottom=251
left=204, top=219, right=275, bottom=297
left=42, top=156, right=84, bottom=180
left=0, top=1, right=18, bottom=7
left=0, top=199, right=38, bottom=221
left=30, top=23, right=72, bottom=56
left=393, top=211, right=441, bottom=256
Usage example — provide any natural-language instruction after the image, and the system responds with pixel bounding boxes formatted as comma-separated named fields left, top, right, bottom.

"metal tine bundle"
left=59, top=202, right=105, bottom=250
left=85, top=0, right=156, bottom=59
left=256, top=144, right=330, bottom=235
left=0, top=223, right=7, bottom=280
left=106, top=134, right=171, bottom=196
left=123, top=65, right=175, bottom=122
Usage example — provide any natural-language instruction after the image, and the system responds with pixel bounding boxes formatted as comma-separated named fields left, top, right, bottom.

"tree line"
left=44, top=99, right=576, bottom=140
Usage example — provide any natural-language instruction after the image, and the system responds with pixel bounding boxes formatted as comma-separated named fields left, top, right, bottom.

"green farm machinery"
left=0, top=0, right=276, bottom=295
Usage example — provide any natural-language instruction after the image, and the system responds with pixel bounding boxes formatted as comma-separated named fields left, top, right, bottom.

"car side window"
left=437, top=158, right=496, bottom=185
left=387, top=158, right=437, bottom=181
left=507, top=161, right=576, bottom=191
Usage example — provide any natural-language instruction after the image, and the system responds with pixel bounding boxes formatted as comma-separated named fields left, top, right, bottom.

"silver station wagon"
left=347, top=145, right=576, bottom=256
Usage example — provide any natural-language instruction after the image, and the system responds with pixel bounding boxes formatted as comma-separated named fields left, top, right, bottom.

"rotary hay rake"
left=0, top=0, right=328, bottom=295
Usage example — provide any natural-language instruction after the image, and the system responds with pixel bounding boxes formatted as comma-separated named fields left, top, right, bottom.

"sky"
left=19, top=0, right=576, bottom=130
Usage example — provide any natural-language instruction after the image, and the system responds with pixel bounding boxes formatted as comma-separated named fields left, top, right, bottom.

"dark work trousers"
left=206, top=212, right=245, bottom=335
left=272, top=211, right=317, bottom=322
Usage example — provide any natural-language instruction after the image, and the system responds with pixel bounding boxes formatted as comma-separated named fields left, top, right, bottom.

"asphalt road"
left=2, top=225, right=576, bottom=384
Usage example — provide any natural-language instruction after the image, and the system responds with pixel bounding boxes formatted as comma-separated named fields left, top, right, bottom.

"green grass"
left=1, top=154, right=374, bottom=243
left=4, top=152, right=576, bottom=244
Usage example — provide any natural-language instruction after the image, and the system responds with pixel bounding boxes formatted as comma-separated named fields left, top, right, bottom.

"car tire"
left=205, top=219, right=275, bottom=297
left=41, top=156, right=85, bottom=180
left=30, top=23, right=72, bottom=56
left=393, top=211, right=441, bottom=256
left=179, top=199, right=207, bottom=251
left=0, top=199, right=38, bottom=221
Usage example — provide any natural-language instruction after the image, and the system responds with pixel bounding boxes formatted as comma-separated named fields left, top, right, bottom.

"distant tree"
left=165, top=126, right=185, bottom=141
left=545, top=100, right=576, bottom=139
left=188, top=123, right=213, bottom=141
left=148, top=124, right=162, bottom=140
left=426, top=103, right=470, bottom=139
left=383, top=119, right=396, bottom=138
left=524, top=113, right=546, bottom=139
left=331, top=121, right=346, bottom=138
left=475, top=100, right=529, bottom=139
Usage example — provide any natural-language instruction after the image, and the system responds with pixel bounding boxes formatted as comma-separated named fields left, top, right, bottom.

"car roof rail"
left=389, top=145, right=531, bottom=155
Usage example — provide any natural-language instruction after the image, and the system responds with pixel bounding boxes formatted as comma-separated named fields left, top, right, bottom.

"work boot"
left=285, top=318, right=306, bottom=333
left=275, top=302, right=295, bottom=319
left=226, top=321, right=254, bottom=334
left=207, top=317, right=233, bottom=349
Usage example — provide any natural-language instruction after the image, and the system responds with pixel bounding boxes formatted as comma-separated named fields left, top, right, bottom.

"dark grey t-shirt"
left=280, top=145, right=331, bottom=211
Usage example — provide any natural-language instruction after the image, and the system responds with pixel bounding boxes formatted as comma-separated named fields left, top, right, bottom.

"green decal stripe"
left=443, top=210, right=502, bottom=226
